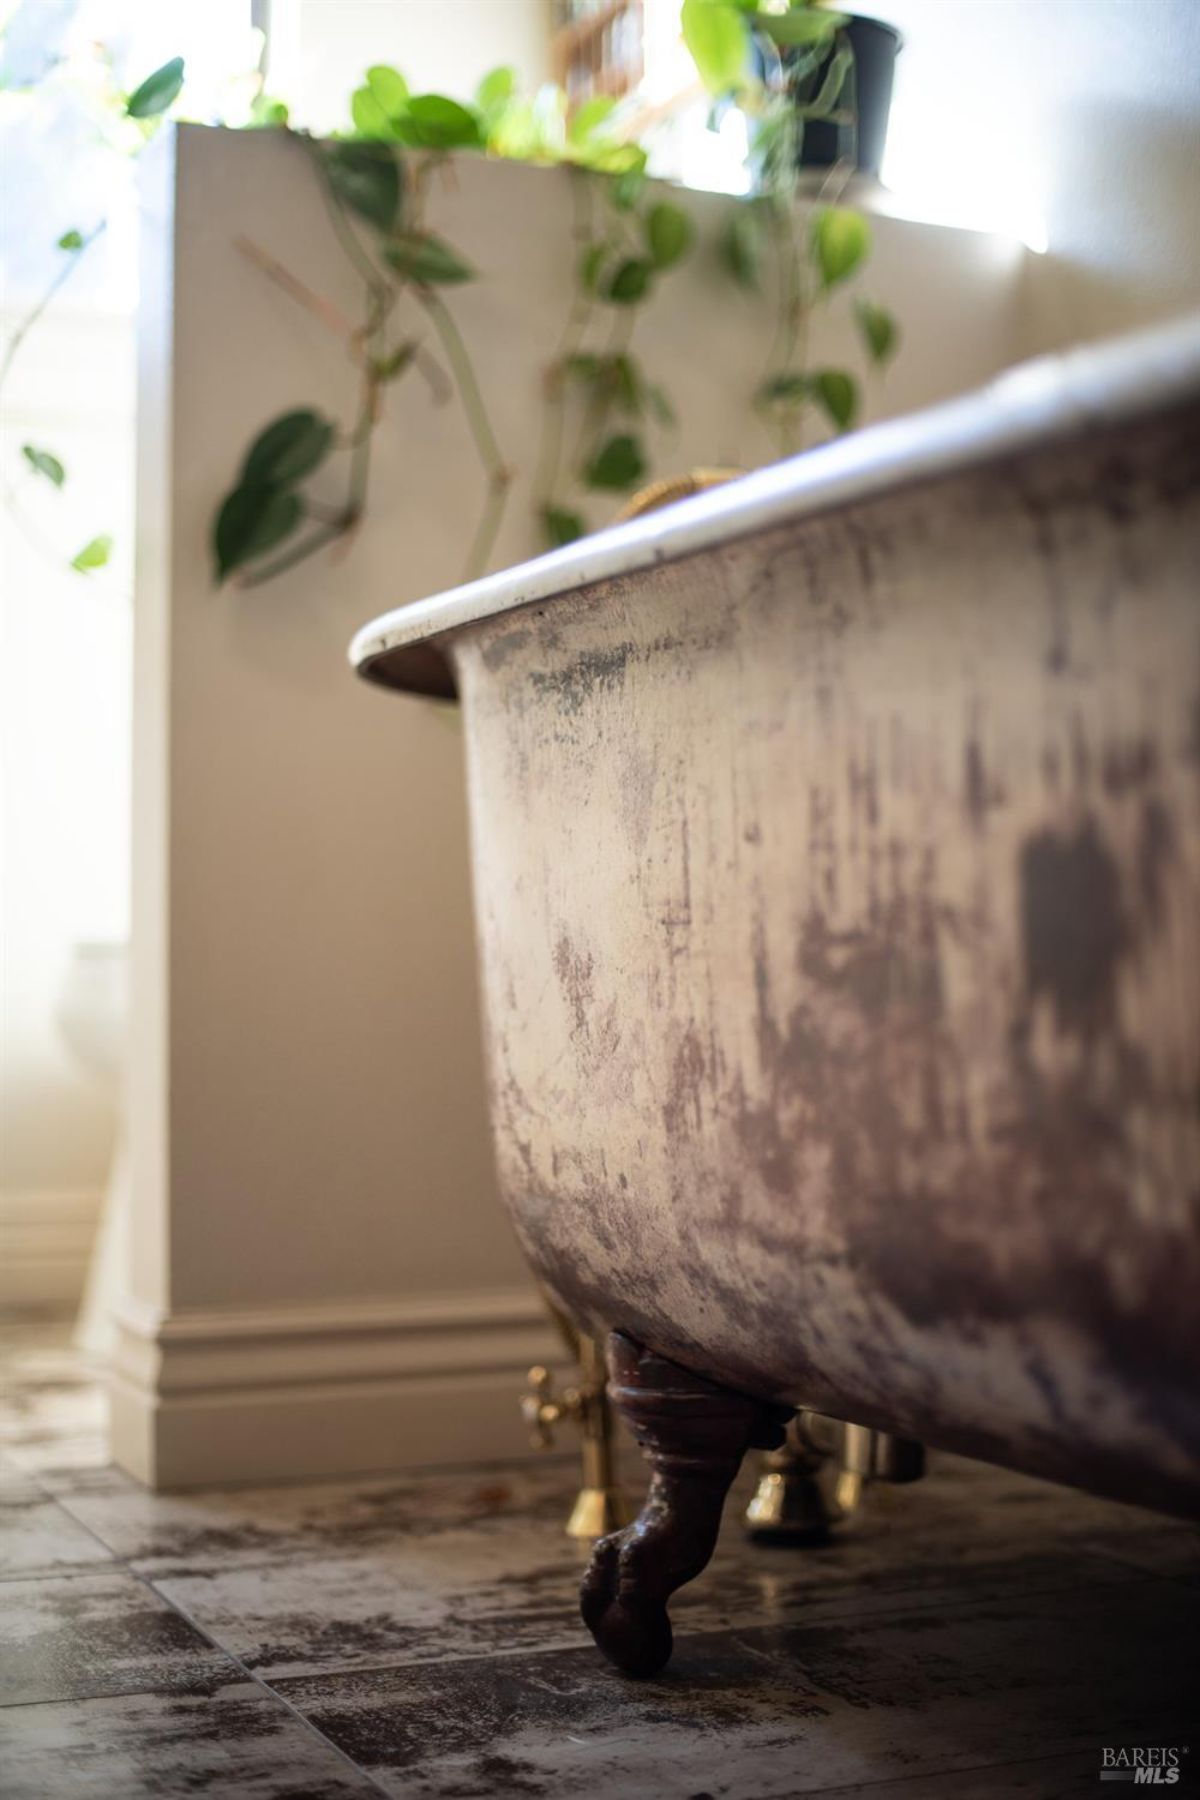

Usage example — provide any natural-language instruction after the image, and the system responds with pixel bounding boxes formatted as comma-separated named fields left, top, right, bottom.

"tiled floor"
left=1, top=1328, right=1196, bottom=1798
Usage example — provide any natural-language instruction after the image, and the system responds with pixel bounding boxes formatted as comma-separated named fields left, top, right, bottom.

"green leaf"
left=71, top=534, right=113, bottom=572
left=646, top=201, right=693, bottom=269
left=812, top=205, right=871, bottom=288
left=370, top=342, right=418, bottom=383
left=324, top=142, right=402, bottom=231
left=578, top=242, right=607, bottom=293
left=681, top=0, right=748, bottom=92
left=126, top=56, right=184, bottom=119
left=57, top=229, right=84, bottom=251
left=606, top=258, right=653, bottom=304
left=563, top=352, right=604, bottom=383
left=542, top=506, right=586, bottom=548
left=757, top=372, right=812, bottom=407
left=365, top=64, right=408, bottom=116
left=214, top=486, right=302, bottom=581
left=854, top=298, right=899, bottom=364
left=241, top=410, right=335, bottom=487
left=719, top=206, right=763, bottom=289
left=568, top=95, right=617, bottom=146
left=612, top=353, right=642, bottom=413
left=813, top=368, right=859, bottom=431
left=585, top=432, right=646, bottom=490
left=351, top=84, right=395, bottom=137
left=749, top=8, right=844, bottom=47
left=395, top=94, right=483, bottom=149
left=247, top=94, right=289, bottom=128
left=475, top=66, right=516, bottom=116
left=22, top=444, right=65, bottom=486
left=383, top=232, right=474, bottom=285
left=611, top=165, right=646, bottom=210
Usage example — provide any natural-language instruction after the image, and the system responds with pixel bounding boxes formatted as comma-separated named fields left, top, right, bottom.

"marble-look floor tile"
left=1, top=1569, right=236, bottom=1705
left=809, top=1749, right=1110, bottom=1796
left=274, top=1578, right=1197, bottom=1800
left=0, top=1678, right=382, bottom=1800
left=150, top=1522, right=595, bottom=1679
left=0, top=1487, right=115, bottom=1581
left=147, top=1499, right=1142, bottom=1687
left=51, top=1456, right=579, bottom=1575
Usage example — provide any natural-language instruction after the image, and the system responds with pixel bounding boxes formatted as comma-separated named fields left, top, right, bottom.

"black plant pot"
left=786, top=14, right=902, bottom=180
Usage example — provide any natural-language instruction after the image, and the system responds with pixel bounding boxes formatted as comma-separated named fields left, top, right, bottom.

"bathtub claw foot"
left=580, top=1331, right=791, bottom=1677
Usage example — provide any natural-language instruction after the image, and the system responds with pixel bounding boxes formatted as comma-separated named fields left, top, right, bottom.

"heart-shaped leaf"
left=719, top=207, right=764, bottom=289
left=542, top=506, right=587, bottom=548
left=585, top=432, right=646, bottom=490
left=383, top=233, right=474, bottom=286
left=351, top=84, right=396, bottom=137
left=606, top=258, right=653, bottom=304
left=611, top=165, right=647, bottom=211
left=854, top=298, right=899, bottom=364
left=325, top=143, right=402, bottom=231
left=813, top=368, right=859, bottom=432
left=241, top=410, right=335, bottom=487
left=214, top=485, right=302, bottom=581
left=681, top=0, right=748, bottom=92
left=475, top=66, right=516, bottom=119
left=569, top=96, right=617, bottom=147
left=395, top=95, right=483, bottom=149
left=71, top=534, right=113, bottom=572
left=22, top=444, right=65, bottom=486
left=365, top=64, right=408, bottom=117
left=646, top=201, right=694, bottom=269
left=126, top=56, right=184, bottom=119
left=812, top=206, right=871, bottom=288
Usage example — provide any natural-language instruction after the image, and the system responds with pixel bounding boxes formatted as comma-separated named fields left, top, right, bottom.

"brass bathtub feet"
left=581, top=1331, right=791, bottom=1678
left=745, top=1411, right=926, bottom=1542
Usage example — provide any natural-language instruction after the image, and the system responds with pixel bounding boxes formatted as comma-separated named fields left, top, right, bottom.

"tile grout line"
left=143, top=1572, right=397, bottom=1800
left=8, top=1479, right=395, bottom=1799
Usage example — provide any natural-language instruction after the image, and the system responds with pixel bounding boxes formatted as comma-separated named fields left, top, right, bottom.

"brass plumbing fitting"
left=745, top=1409, right=925, bottom=1540
left=521, top=1327, right=630, bottom=1540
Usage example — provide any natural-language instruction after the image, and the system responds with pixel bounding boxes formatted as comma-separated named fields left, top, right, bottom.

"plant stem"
left=0, top=223, right=106, bottom=398
left=533, top=170, right=595, bottom=514
left=234, top=234, right=355, bottom=339
left=415, top=287, right=512, bottom=578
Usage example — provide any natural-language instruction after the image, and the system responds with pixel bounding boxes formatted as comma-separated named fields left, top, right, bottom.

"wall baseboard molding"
left=0, top=1190, right=101, bottom=1317
left=109, top=1286, right=571, bottom=1488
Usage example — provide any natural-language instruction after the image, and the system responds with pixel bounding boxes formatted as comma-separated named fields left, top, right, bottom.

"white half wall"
left=123, top=122, right=1023, bottom=1486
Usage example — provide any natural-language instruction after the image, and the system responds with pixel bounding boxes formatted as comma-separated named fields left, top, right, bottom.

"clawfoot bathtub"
left=352, top=318, right=1200, bottom=1676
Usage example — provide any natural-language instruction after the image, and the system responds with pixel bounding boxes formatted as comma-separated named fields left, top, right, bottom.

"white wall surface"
left=870, top=0, right=1200, bottom=345
left=115, top=120, right=1022, bottom=1483
left=0, top=306, right=133, bottom=1309
left=269, top=0, right=552, bottom=132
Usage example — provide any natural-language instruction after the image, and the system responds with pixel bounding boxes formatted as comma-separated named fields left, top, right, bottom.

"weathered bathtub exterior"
left=354, top=320, right=1200, bottom=1519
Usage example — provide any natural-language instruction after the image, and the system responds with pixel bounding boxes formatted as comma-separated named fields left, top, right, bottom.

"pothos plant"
left=1, top=52, right=189, bottom=576
left=2, top=1, right=898, bottom=594
left=683, top=0, right=898, bottom=454
left=212, top=73, right=700, bottom=584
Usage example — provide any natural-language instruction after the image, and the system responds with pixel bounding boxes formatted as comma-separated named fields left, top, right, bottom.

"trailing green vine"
left=2, top=2, right=900, bottom=594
